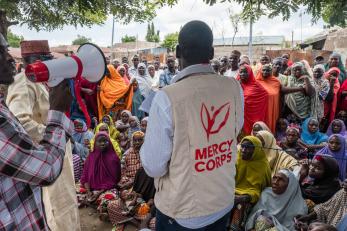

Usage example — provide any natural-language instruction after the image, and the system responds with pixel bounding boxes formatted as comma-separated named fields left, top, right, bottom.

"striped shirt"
left=0, top=99, right=73, bottom=230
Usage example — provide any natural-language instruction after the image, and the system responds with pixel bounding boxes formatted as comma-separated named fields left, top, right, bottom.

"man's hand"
left=49, top=80, right=72, bottom=112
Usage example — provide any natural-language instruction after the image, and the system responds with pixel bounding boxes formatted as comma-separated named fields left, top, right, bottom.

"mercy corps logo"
left=200, top=102, right=231, bottom=141
left=195, top=102, right=233, bottom=173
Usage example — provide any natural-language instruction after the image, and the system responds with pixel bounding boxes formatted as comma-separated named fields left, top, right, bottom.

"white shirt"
left=224, top=68, right=239, bottom=78
left=140, top=64, right=244, bottom=229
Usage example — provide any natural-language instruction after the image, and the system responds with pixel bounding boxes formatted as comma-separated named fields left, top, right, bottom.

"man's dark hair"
left=230, top=50, right=241, bottom=57
left=177, top=20, right=213, bottom=64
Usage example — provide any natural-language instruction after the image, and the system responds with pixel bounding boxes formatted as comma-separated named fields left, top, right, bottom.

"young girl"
left=118, top=131, right=145, bottom=190
left=128, top=116, right=141, bottom=140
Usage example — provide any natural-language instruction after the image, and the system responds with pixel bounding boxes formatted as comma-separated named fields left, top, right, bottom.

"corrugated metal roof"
left=213, top=36, right=285, bottom=46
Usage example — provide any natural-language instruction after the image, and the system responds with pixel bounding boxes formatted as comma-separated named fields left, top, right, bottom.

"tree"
left=72, top=35, right=92, bottom=45
left=145, top=22, right=160, bottom=43
left=201, top=0, right=346, bottom=27
left=121, top=35, right=136, bottom=43
left=161, top=32, right=178, bottom=52
left=228, top=10, right=243, bottom=46
left=0, top=0, right=179, bottom=39
left=7, top=29, right=23, bottom=47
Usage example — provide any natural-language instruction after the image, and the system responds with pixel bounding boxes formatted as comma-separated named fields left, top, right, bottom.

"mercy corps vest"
left=155, top=73, right=243, bottom=219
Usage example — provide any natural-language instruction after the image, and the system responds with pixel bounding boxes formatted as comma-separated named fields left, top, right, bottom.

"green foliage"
left=7, top=29, right=23, bottom=47
left=145, top=22, right=160, bottom=43
left=121, top=35, right=136, bottom=43
left=198, top=0, right=345, bottom=26
left=72, top=35, right=92, bottom=45
left=161, top=32, right=178, bottom=52
left=0, top=0, right=180, bottom=36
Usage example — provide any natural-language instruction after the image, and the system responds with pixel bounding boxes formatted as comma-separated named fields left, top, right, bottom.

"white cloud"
left=10, top=1, right=324, bottom=47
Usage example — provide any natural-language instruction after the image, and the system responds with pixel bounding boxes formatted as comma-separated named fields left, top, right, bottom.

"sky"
left=10, top=1, right=325, bottom=47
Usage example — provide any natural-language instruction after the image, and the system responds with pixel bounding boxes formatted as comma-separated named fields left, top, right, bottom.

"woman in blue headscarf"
left=301, top=117, right=328, bottom=156
left=317, top=134, right=347, bottom=181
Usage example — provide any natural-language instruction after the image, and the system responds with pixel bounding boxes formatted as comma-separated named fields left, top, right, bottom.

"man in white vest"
left=140, top=21, right=243, bottom=230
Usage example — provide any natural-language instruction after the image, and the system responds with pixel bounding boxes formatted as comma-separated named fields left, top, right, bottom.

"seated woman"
left=316, top=134, right=347, bottom=181
left=131, top=79, right=145, bottom=120
left=116, top=110, right=132, bottom=133
left=118, top=131, right=145, bottom=190
left=107, top=167, right=156, bottom=229
left=301, top=118, right=328, bottom=157
left=230, top=136, right=271, bottom=230
left=128, top=116, right=141, bottom=140
left=300, top=155, right=341, bottom=204
left=72, top=119, right=94, bottom=181
left=80, top=131, right=121, bottom=200
left=279, top=127, right=308, bottom=159
left=251, top=121, right=271, bottom=136
left=101, top=114, right=120, bottom=140
left=256, top=130, right=299, bottom=176
left=245, top=169, right=308, bottom=231
left=97, top=65, right=133, bottom=120
left=91, top=123, right=122, bottom=158
left=326, top=119, right=347, bottom=137
left=140, top=117, right=148, bottom=133
left=275, top=118, right=289, bottom=142
left=296, top=179, right=347, bottom=228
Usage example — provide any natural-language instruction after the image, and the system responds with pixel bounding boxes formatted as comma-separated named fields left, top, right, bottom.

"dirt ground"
left=79, top=207, right=137, bottom=231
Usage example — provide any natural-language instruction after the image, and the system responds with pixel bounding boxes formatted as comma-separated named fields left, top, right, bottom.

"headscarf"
left=131, top=80, right=145, bottom=120
left=117, top=65, right=130, bottom=85
left=257, top=130, right=299, bottom=176
left=80, top=132, right=121, bottom=190
left=236, top=65, right=269, bottom=135
left=256, top=64, right=281, bottom=132
left=91, top=123, right=122, bottom=158
left=300, top=117, right=328, bottom=145
left=284, top=62, right=313, bottom=119
left=116, top=110, right=132, bottom=127
left=317, top=134, right=347, bottom=181
left=324, top=67, right=341, bottom=123
left=101, top=114, right=120, bottom=140
left=245, top=169, right=308, bottom=231
left=80, top=78, right=98, bottom=121
left=275, top=118, right=289, bottom=142
left=314, top=189, right=347, bottom=227
left=301, top=155, right=341, bottom=203
left=135, top=63, right=152, bottom=98
left=301, top=59, right=313, bottom=78
left=337, top=71, right=347, bottom=113
left=312, top=64, right=330, bottom=120
left=98, top=65, right=133, bottom=119
left=326, top=119, right=347, bottom=137
left=128, top=116, right=141, bottom=140
left=72, top=119, right=94, bottom=143
left=324, top=52, right=347, bottom=84
left=251, top=121, right=271, bottom=136
left=235, top=136, right=272, bottom=203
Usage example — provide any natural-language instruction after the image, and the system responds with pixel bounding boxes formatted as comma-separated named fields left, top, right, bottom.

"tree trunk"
left=0, top=10, right=8, bottom=39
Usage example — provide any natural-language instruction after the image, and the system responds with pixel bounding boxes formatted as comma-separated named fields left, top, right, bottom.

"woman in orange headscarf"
left=97, top=65, right=134, bottom=119
left=256, top=64, right=281, bottom=132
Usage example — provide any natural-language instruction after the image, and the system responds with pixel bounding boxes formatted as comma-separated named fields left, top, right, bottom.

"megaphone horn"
left=25, top=43, right=107, bottom=128
left=25, top=43, right=107, bottom=87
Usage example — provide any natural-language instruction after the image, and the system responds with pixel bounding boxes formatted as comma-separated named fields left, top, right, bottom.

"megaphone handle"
left=71, top=55, right=91, bottom=128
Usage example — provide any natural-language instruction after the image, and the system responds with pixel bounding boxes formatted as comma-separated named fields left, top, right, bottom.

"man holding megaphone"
left=0, top=33, right=76, bottom=230
left=6, top=40, right=80, bottom=231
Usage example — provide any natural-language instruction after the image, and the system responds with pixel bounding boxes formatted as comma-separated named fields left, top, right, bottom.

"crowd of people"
left=1, top=20, right=347, bottom=231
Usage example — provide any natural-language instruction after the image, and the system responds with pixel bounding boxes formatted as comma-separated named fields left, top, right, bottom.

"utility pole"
left=111, top=15, right=115, bottom=59
left=248, top=17, right=253, bottom=61
left=291, top=30, right=294, bottom=48
left=299, top=10, right=303, bottom=43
